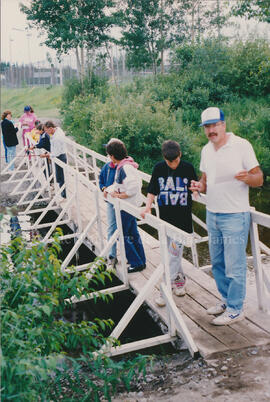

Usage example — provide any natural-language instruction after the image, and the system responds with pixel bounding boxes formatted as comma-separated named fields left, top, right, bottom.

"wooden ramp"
left=64, top=172, right=270, bottom=359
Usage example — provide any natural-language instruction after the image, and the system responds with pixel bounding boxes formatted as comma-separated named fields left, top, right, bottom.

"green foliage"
left=120, top=0, right=190, bottom=73
left=231, top=0, right=270, bottom=23
left=61, top=73, right=109, bottom=108
left=20, top=0, right=116, bottom=56
left=1, top=230, right=148, bottom=401
left=172, top=39, right=270, bottom=98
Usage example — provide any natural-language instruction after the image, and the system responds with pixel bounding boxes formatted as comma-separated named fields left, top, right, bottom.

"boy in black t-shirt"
left=140, top=140, right=197, bottom=306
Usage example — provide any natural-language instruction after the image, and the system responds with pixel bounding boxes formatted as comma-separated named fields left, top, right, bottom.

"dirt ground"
left=112, top=344, right=270, bottom=402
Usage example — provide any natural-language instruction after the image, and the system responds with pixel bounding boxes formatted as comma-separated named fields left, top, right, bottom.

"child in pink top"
left=19, top=105, right=37, bottom=147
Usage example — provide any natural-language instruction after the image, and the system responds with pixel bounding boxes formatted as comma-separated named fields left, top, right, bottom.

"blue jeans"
left=6, top=146, right=16, bottom=171
left=107, top=202, right=117, bottom=259
left=120, top=210, right=146, bottom=268
left=206, top=210, right=250, bottom=314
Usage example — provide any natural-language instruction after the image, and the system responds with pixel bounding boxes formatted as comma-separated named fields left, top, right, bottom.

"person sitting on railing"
left=99, top=138, right=123, bottom=270
left=104, top=140, right=146, bottom=274
left=141, top=140, right=198, bottom=307
left=190, top=107, right=263, bottom=326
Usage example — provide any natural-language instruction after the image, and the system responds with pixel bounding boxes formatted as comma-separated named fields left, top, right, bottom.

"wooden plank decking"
left=64, top=170, right=270, bottom=359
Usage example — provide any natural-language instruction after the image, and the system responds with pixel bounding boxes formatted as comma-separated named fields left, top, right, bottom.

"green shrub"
left=1, top=228, right=148, bottom=401
left=171, top=39, right=270, bottom=98
left=61, top=73, right=109, bottom=112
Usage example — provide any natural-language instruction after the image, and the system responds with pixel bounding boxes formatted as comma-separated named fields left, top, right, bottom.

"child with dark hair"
left=105, top=140, right=146, bottom=273
left=99, top=139, right=124, bottom=269
left=141, top=140, right=198, bottom=306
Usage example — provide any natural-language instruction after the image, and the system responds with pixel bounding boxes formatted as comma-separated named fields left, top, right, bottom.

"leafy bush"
left=61, top=73, right=109, bottom=112
left=1, top=228, right=148, bottom=401
left=172, top=39, right=270, bottom=98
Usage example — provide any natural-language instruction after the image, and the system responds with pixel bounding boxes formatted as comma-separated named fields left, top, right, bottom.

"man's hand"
left=109, top=191, right=129, bottom=199
left=235, top=170, right=249, bottom=184
left=40, top=153, right=50, bottom=159
left=235, top=167, right=263, bottom=187
left=190, top=180, right=203, bottom=192
left=140, top=207, right=151, bottom=219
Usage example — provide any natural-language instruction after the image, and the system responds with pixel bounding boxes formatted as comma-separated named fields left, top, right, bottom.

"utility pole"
left=9, top=36, right=14, bottom=87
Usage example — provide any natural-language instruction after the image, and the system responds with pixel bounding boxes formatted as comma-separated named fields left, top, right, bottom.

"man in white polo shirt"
left=190, top=107, right=263, bottom=325
left=44, top=121, right=67, bottom=199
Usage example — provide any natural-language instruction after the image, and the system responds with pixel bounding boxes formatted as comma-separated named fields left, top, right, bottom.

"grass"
left=1, top=86, right=63, bottom=119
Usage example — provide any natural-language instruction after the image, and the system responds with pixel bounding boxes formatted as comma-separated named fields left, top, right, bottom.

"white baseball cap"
left=200, top=107, right=225, bottom=126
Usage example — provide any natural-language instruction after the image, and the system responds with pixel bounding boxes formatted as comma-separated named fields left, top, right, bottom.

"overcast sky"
left=1, top=0, right=58, bottom=65
left=1, top=0, right=269, bottom=66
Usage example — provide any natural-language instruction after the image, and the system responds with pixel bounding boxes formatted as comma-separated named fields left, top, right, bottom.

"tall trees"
left=120, top=0, right=190, bottom=74
left=20, top=0, right=116, bottom=80
left=120, top=0, right=229, bottom=74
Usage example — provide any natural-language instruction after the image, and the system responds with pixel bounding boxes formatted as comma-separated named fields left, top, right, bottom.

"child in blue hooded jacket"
left=99, top=140, right=119, bottom=268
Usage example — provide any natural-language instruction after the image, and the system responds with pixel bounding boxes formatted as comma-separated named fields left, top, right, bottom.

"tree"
left=120, top=0, right=191, bottom=74
left=187, top=0, right=229, bottom=43
left=232, top=0, right=270, bottom=23
left=120, top=0, right=229, bottom=75
left=20, top=0, right=117, bottom=80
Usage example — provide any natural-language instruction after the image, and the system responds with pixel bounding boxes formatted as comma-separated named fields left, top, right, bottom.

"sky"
left=1, top=0, right=270, bottom=66
left=1, top=0, right=58, bottom=65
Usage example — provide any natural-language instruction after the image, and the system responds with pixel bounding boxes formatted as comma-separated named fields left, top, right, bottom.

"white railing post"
left=191, top=236, right=199, bottom=269
left=92, top=155, right=99, bottom=186
left=249, top=207, right=267, bottom=312
left=94, top=188, right=104, bottom=253
left=158, top=224, right=176, bottom=336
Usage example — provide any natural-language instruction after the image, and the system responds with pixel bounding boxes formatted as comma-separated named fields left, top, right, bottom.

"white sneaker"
left=155, top=293, right=166, bottom=307
left=172, top=274, right=186, bottom=297
left=211, top=311, right=245, bottom=326
left=206, top=302, right=226, bottom=315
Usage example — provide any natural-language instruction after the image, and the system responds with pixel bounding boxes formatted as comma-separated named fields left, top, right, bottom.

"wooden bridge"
left=2, top=135, right=270, bottom=359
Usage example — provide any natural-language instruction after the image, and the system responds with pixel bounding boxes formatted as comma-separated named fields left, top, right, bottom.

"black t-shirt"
left=147, top=160, right=197, bottom=233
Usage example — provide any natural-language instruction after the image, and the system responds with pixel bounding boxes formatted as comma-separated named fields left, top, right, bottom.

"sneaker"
left=206, top=302, right=226, bottom=315
left=107, top=257, right=118, bottom=270
left=211, top=310, right=245, bottom=326
left=172, top=274, right=186, bottom=297
left=155, top=293, right=166, bottom=307
left=127, top=264, right=146, bottom=274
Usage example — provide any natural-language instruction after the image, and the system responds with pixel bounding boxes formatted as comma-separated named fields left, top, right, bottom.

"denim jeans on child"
left=107, top=202, right=117, bottom=259
left=6, top=146, right=16, bottom=171
left=206, top=210, right=250, bottom=314
left=120, top=210, right=146, bottom=268
left=167, top=237, right=184, bottom=281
